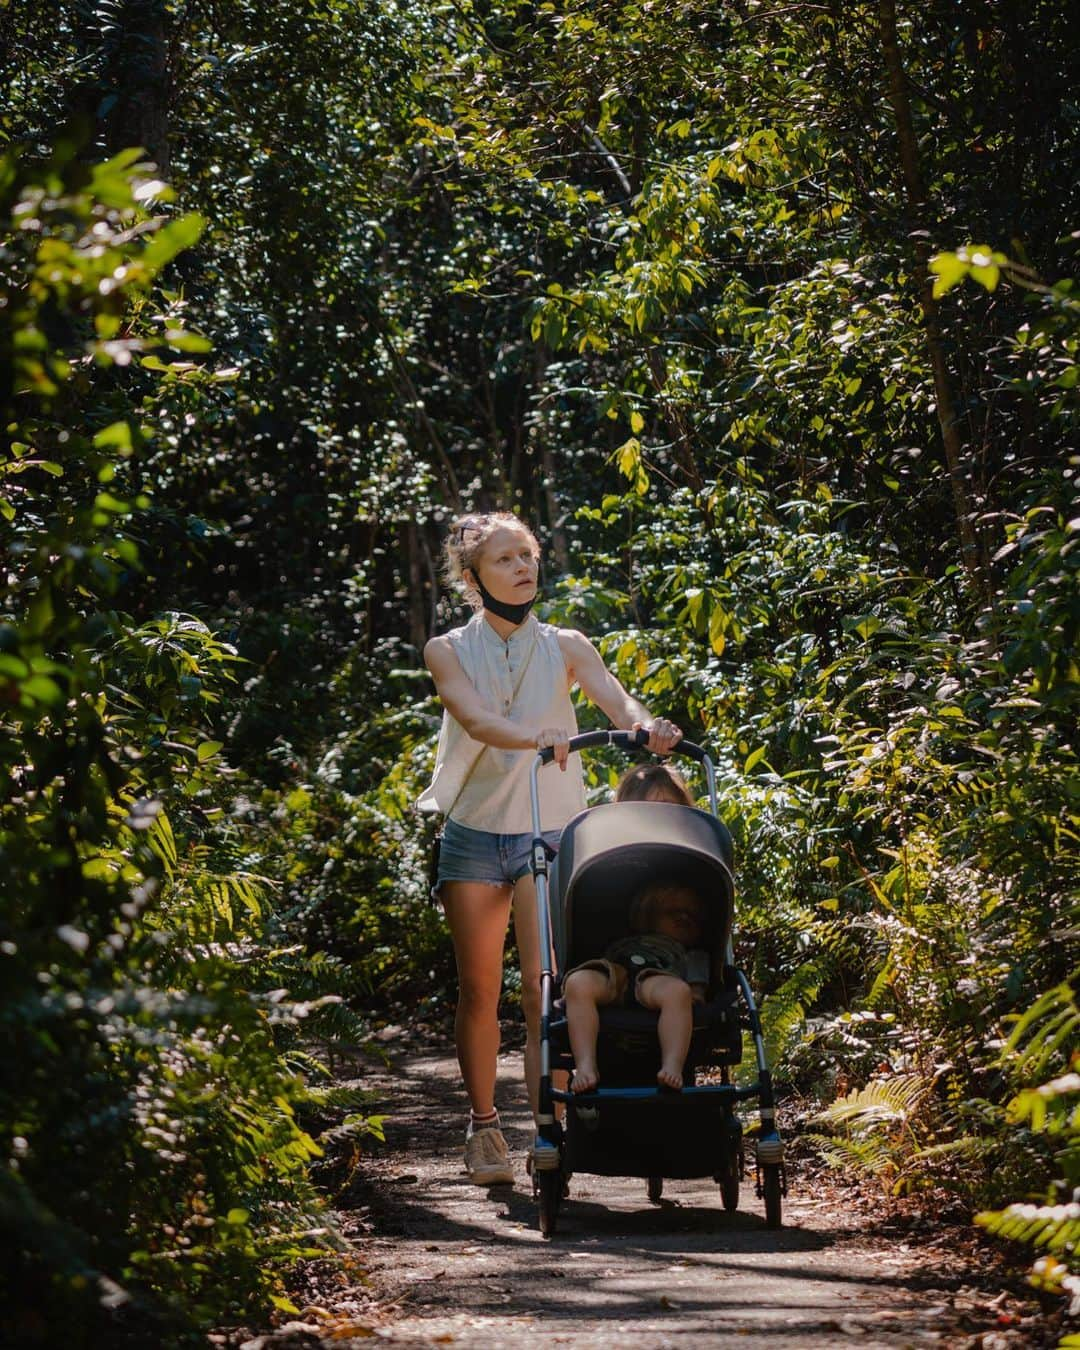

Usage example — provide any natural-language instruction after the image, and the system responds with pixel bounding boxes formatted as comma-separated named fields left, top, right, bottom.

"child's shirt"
left=603, top=933, right=710, bottom=988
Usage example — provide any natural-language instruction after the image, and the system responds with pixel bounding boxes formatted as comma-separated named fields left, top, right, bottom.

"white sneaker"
left=464, top=1127, right=514, bottom=1185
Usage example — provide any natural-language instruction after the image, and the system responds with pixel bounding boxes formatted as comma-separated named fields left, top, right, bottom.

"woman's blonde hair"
left=443, top=512, right=540, bottom=612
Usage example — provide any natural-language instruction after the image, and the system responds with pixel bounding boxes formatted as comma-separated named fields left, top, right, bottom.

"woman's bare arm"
left=557, top=629, right=681, bottom=753
left=424, top=636, right=571, bottom=765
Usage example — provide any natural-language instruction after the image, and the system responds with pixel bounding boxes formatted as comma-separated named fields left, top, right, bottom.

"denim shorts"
left=436, top=817, right=563, bottom=891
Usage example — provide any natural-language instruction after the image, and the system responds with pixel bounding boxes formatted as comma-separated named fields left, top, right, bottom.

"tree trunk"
left=877, top=0, right=983, bottom=587
left=68, top=0, right=172, bottom=171
left=405, top=520, right=428, bottom=655
left=529, top=348, right=569, bottom=573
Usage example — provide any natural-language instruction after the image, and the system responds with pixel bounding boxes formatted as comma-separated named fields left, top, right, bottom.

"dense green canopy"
left=2, top=1, right=1077, bottom=1342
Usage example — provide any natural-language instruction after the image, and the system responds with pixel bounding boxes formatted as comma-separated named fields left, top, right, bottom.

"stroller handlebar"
left=536, top=728, right=710, bottom=767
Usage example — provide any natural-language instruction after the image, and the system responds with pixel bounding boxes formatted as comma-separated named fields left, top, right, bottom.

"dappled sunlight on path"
left=333, top=1042, right=991, bottom=1348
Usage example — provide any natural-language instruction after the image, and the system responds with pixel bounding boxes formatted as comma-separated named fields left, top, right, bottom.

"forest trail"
left=267, top=1035, right=1034, bottom=1350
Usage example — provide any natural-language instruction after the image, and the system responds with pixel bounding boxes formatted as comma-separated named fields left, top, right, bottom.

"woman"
left=418, top=511, right=681, bottom=1185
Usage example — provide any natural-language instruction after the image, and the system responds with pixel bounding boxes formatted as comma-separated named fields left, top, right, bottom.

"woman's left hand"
left=635, top=718, right=682, bottom=756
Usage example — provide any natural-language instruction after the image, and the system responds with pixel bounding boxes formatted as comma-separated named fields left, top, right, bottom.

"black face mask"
left=472, top=572, right=536, bottom=625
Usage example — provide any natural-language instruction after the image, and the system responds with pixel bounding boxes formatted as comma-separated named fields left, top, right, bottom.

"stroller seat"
left=548, top=977, right=744, bottom=1083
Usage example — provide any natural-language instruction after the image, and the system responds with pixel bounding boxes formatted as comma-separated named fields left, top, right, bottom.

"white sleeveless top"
left=417, top=613, right=587, bottom=834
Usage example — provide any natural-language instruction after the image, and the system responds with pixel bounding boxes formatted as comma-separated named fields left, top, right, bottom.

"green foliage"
left=0, top=146, right=374, bottom=1344
left=3, top=0, right=1079, bottom=1337
left=975, top=979, right=1080, bottom=1306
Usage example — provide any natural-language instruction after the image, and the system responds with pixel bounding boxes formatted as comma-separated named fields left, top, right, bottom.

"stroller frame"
left=528, top=729, right=786, bottom=1237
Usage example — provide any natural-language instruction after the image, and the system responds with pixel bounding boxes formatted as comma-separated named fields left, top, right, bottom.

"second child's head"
left=615, top=763, right=693, bottom=806
left=631, top=882, right=707, bottom=946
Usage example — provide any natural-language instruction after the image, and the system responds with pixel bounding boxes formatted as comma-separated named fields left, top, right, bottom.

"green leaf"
left=0, top=654, right=30, bottom=678
left=164, top=330, right=213, bottom=353
left=929, top=251, right=968, bottom=298
left=93, top=422, right=133, bottom=453
left=21, top=675, right=63, bottom=705
left=197, top=740, right=224, bottom=762
left=708, top=604, right=726, bottom=657
left=141, top=213, right=206, bottom=275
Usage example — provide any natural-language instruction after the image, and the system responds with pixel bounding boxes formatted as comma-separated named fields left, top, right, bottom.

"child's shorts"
left=562, top=955, right=671, bottom=1007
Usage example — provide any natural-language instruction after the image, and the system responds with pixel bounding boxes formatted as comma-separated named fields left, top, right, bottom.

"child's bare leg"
left=563, top=969, right=614, bottom=1092
left=637, top=974, right=694, bottom=1089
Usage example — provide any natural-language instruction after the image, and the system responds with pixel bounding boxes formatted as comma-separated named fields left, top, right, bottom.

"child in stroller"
left=527, top=730, right=787, bottom=1236
left=563, top=879, right=711, bottom=1092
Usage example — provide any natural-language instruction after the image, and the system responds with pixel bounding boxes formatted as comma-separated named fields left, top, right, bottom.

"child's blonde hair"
left=442, top=512, right=540, bottom=612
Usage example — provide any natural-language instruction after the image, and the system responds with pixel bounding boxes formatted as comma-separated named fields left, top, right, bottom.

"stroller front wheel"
left=719, top=1164, right=739, bottom=1212
left=537, top=1168, right=562, bottom=1238
left=762, top=1163, right=783, bottom=1229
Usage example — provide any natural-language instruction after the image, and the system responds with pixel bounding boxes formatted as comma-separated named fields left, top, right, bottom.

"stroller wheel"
left=537, top=1168, right=562, bottom=1238
left=719, top=1165, right=739, bottom=1212
left=646, top=1176, right=663, bottom=1204
left=762, top=1163, right=783, bottom=1229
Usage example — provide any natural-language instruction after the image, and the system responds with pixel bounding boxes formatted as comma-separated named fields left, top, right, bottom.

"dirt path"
left=264, top=1033, right=1043, bottom=1349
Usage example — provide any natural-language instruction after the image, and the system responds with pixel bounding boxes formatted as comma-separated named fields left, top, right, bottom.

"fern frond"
left=805, top=1131, right=896, bottom=1175
left=300, top=1082, right=381, bottom=1113
left=975, top=1198, right=1080, bottom=1253
left=761, top=953, right=834, bottom=1067
left=1006, top=1071, right=1080, bottom=1134
left=865, top=951, right=896, bottom=1009
left=912, top=1137, right=996, bottom=1163
left=814, top=1073, right=930, bottom=1132
left=1003, top=974, right=1080, bottom=1081
left=317, top=1113, right=387, bottom=1148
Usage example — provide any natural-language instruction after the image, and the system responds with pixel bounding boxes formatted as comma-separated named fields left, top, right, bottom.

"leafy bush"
left=0, top=145, right=358, bottom=1344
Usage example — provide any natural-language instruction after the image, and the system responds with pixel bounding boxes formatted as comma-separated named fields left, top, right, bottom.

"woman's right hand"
left=535, top=726, right=570, bottom=771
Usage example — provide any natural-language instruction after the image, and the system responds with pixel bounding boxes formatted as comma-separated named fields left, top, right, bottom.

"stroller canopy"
left=552, top=801, right=735, bottom=981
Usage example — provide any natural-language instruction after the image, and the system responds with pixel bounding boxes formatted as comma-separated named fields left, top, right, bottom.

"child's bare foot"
left=571, top=1064, right=599, bottom=1093
left=657, top=1064, right=683, bottom=1090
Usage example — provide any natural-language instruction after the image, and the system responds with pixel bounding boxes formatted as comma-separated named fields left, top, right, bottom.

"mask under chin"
left=475, top=575, right=536, bottom=624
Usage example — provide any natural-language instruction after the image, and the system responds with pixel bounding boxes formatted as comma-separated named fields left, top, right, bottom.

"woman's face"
left=471, top=526, right=539, bottom=605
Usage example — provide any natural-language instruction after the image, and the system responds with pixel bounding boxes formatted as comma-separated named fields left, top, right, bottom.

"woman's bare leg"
left=510, top=872, right=547, bottom=1117
left=637, top=974, right=694, bottom=1089
left=441, top=880, right=512, bottom=1117
left=563, top=969, right=613, bottom=1092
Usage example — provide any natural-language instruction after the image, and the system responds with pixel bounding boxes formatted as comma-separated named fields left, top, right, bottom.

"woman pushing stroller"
left=419, top=511, right=681, bottom=1185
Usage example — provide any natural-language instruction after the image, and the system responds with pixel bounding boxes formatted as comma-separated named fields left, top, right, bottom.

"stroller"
left=527, top=730, right=786, bottom=1237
